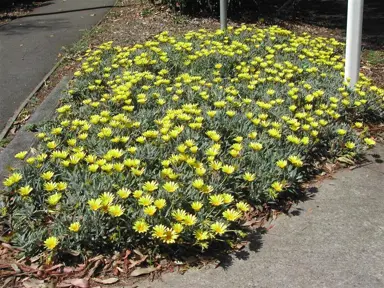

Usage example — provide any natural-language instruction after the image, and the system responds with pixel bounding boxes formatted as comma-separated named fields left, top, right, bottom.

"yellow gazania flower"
left=209, top=161, right=222, bottom=171
left=287, top=135, right=301, bottom=145
left=69, top=222, right=81, bottom=232
left=154, top=199, right=166, bottom=209
left=88, top=164, right=99, bottom=172
left=195, top=230, right=210, bottom=241
left=162, top=228, right=179, bottom=244
left=26, top=157, right=36, bottom=164
left=133, top=190, right=144, bottom=198
left=78, top=133, right=88, bottom=140
left=133, top=220, right=149, bottom=233
left=364, top=138, right=376, bottom=146
left=172, top=209, right=187, bottom=222
left=36, top=132, right=46, bottom=139
left=210, top=222, right=228, bottom=235
left=190, top=146, right=198, bottom=153
left=44, top=236, right=58, bottom=250
left=276, top=160, right=288, bottom=169
left=96, top=159, right=106, bottom=166
left=101, top=164, right=113, bottom=173
left=19, top=185, right=33, bottom=196
left=207, top=110, right=217, bottom=117
left=184, top=139, right=195, bottom=147
left=132, top=167, right=145, bottom=177
left=15, top=151, right=28, bottom=160
left=221, top=193, right=234, bottom=204
left=229, top=149, right=240, bottom=157
left=288, top=155, right=303, bottom=167
left=301, top=137, right=310, bottom=145
left=249, top=142, right=263, bottom=151
left=114, top=163, right=125, bottom=172
left=311, top=130, right=319, bottom=137
left=44, top=181, right=57, bottom=192
left=271, top=181, right=284, bottom=192
left=172, top=223, right=184, bottom=234
left=88, top=198, right=102, bottom=211
left=243, top=172, right=256, bottom=182
left=223, top=209, right=242, bottom=221
left=209, top=194, right=224, bottom=206
left=354, top=122, right=363, bottom=128
left=56, top=182, right=67, bottom=191
left=69, top=155, right=81, bottom=165
left=127, top=146, right=137, bottom=154
left=142, top=181, right=158, bottom=192
left=3, top=173, right=23, bottom=187
left=236, top=201, right=250, bottom=212
left=108, top=205, right=125, bottom=217
left=67, top=139, right=77, bottom=146
left=183, top=214, right=197, bottom=226
left=52, top=151, right=67, bottom=160
left=222, top=165, right=235, bottom=175
left=234, top=136, right=243, bottom=143
left=136, top=136, right=146, bottom=144
left=226, top=110, right=236, bottom=117
left=163, top=181, right=179, bottom=193
left=152, top=224, right=167, bottom=238
left=195, top=167, right=206, bottom=176
left=191, top=201, right=203, bottom=212
left=345, top=141, right=355, bottom=149
left=47, top=193, right=62, bottom=206
left=99, top=192, right=114, bottom=206
left=192, top=178, right=204, bottom=189
left=143, top=205, right=157, bottom=216
left=206, top=130, right=221, bottom=142
left=268, top=128, right=281, bottom=139
left=337, top=129, right=347, bottom=136
left=138, top=195, right=154, bottom=206
left=117, top=188, right=131, bottom=199
left=46, top=141, right=57, bottom=149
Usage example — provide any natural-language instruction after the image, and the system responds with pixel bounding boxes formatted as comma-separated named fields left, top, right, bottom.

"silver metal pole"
left=220, top=0, right=228, bottom=30
left=345, top=0, right=364, bottom=87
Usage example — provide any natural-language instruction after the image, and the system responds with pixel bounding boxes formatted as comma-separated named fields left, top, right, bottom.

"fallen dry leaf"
left=10, top=263, right=20, bottom=273
left=2, top=277, right=15, bottom=288
left=128, top=255, right=148, bottom=269
left=86, top=260, right=101, bottom=279
left=22, top=278, right=46, bottom=288
left=130, top=267, right=157, bottom=277
left=58, top=278, right=89, bottom=288
left=92, top=277, right=119, bottom=284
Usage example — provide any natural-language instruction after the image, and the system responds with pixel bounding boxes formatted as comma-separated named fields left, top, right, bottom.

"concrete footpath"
left=138, top=146, right=384, bottom=288
left=0, top=0, right=115, bottom=133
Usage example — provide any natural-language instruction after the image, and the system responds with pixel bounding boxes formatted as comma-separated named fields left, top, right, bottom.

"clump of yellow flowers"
left=4, top=25, right=383, bottom=258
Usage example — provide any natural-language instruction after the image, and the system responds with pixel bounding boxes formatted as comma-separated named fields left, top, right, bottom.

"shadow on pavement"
left=217, top=230, right=264, bottom=270
left=0, top=18, right=70, bottom=36
left=12, top=5, right=132, bottom=19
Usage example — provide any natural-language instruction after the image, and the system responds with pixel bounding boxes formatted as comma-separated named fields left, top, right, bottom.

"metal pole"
left=220, top=0, right=228, bottom=30
left=345, top=0, right=364, bottom=87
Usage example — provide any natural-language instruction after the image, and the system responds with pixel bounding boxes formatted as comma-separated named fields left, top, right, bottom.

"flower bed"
left=3, top=25, right=383, bottom=260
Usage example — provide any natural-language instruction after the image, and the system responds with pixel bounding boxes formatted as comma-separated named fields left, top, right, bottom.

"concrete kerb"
left=0, top=76, right=70, bottom=191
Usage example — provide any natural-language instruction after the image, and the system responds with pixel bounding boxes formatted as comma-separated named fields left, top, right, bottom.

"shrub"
left=3, top=25, right=383, bottom=261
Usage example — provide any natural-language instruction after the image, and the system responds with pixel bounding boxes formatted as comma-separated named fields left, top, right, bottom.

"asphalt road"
left=0, top=0, right=116, bottom=133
